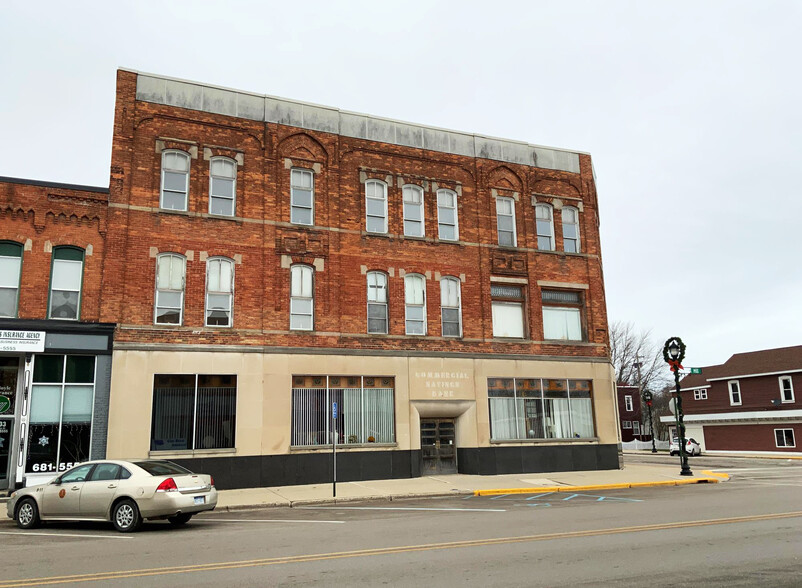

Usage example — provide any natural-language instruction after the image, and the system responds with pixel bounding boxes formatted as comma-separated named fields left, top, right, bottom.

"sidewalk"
left=215, top=463, right=728, bottom=511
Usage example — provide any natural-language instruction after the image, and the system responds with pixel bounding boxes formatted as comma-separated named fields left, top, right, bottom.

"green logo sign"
left=690, top=368, right=702, bottom=374
left=0, top=395, right=11, bottom=414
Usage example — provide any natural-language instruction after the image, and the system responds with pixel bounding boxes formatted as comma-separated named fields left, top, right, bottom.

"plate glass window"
left=405, top=274, right=426, bottom=335
left=291, top=169, right=314, bottom=225
left=440, top=277, right=462, bottom=337
left=155, top=254, right=185, bottom=325
left=365, top=180, right=388, bottom=233
left=728, top=380, right=741, bottom=406
left=367, top=272, right=388, bottom=334
left=290, top=265, right=314, bottom=331
left=209, top=157, right=236, bottom=216
left=161, top=150, right=190, bottom=211
left=49, top=247, right=83, bottom=320
left=779, top=376, right=794, bottom=403
left=535, top=204, right=555, bottom=250
left=562, top=206, right=580, bottom=252
left=491, top=284, right=525, bottom=338
left=206, top=258, right=234, bottom=327
left=774, top=428, right=795, bottom=448
left=541, top=290, right=583, bottom=341
left=403, top=185, right=424, bottom=237
left=437, top=189, right=458, bottom=241
left=496, top=197, right=516, bottom=246
left=0, top=242, right=22, bottom=317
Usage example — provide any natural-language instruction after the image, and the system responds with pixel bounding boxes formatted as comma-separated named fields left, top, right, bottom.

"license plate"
left=194, top=496, right=205, bottom=505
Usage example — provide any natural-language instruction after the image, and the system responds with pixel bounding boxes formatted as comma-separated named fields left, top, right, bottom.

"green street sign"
left=690, top=368, right=702, bottom=375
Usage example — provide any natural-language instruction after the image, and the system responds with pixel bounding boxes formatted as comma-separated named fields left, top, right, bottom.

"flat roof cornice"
left=0, top=175, right=109, bottom=194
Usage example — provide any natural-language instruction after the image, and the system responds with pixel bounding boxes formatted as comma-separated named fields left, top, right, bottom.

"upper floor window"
left=440, top=277, right=462, bottom=337
left=562, top=206, right=580, bottom=252
left=155, top=253, right=186, bottom=325
left=541, top=289, right=583, bottom=341
left=365, top=180, right=388, bottom=234
left=0, top=242, right=23, bottom=318
left=161, top=150, right=190, bottom=211
left=535, top=204, right=554, bottom=251
left=496, top=197, right=516, bottom=247
left=491, top=283, right=525, bottom=338
left=48, top=247, right=84, bottom=320
left=209, top=157, right=236, bottom=216
left=437, top=189, right=458, bottom=241
left=404, top=274, right=426, bottom=335
left=728, top=380, right=742, bottom=406
left=775, top=428, right=796, bottom=448
left=403, top=185, right=424, bottom=237
left=367, top=271, right=388, bottom=334
left=780, top=376, right=795, bottom=403
left=206, top=257, right=234, bottom=327
left=624, top=395, right=633, bottom=411
left=290, top=265, right=314, bottom=331
left=694, top=389, right=708, bottom=400
left=291, top=168, right=314, bottom=225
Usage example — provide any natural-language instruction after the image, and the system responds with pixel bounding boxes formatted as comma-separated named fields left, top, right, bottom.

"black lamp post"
left=663, top=337, right=693, bottom=476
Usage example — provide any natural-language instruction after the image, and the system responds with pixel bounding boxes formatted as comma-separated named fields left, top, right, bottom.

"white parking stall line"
left=0, top=531, right=132, bottom=539
left=297, top=506, right=505, bottom=512
left=199, top=519, right=345, bottom=524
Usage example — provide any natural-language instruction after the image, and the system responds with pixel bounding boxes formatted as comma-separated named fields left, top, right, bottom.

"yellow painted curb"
left=473, top=477, right=723, bottom=496
left=702, top=470, right=730, bottom=480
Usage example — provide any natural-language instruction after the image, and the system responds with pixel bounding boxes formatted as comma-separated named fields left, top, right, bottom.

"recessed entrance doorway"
left=420, top=418, right=457, bottom=475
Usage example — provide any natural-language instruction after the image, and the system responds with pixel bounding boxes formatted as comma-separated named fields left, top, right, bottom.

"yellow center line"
left=2, top=510, right=801, bottom=587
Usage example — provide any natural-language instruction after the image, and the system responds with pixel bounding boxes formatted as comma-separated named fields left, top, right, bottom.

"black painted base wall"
left=170, top=444, right=619, bottom=490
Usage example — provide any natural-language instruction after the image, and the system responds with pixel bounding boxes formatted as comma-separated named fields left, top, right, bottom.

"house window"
left=775, top=428, right=796, bottom=448
left=0, top=241, right=22, bottom=318
left=367, top=271, right=388, bottom=334
left=496, top=197, right=516, bottom=247
left=206, top=257, right=234, bottom=327
left=440, top=277, right=462, bottom=337
left=405, top=274, right=426, bottom=335
left=403, top=185, right=424, bottom=237
left=209, top=157, right=237, bottom=216
left=291, top=375, right=395, bottom=446
left=365, top=180, right=388, bottom=233
left=151, top=374, right=236, bottom=451
left=632, top=421, right=640, bottom=434
left=26, top=355, right=95, bottom=473
left=562, top=206, right=580, bottom=253
left=622, top=420, right=632, bottom=429
left=491, top=283, right=525, bottom=338
left=290, top=265, right=314, bottom=331
left=488, top=378, right=594, bottom=440
left=694, top=389, right=708, bottom=400
left=624, top=395, right=633, bottom=411
left=728, top=380, right=742, bottom=406
left=160, top=150, right=190, bottom=211
left=780, top=376, right=795, bottom=403
left=48, top=247, right=84, bottom=320
left=541, top=289, right=583, bottom=341
left=155, top=253, right=185, bottom=325
left=535, top=204, right=554, bottom=251
left=437, top=189, right=459, bottom=241
left=291, top=168, right=314, bottom=225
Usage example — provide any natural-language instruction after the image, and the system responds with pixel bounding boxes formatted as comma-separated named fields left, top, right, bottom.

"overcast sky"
left=1, top=1, right=799, bottom=368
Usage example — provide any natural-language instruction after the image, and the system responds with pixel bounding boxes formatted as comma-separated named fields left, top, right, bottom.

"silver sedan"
left=6, top=459, right=218, bottom=532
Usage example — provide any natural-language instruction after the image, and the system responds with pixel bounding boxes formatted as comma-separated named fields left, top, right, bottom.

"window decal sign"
left=0, top=330, right=45, bottom=353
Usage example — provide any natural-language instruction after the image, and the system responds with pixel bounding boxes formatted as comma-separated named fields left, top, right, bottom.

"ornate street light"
left=633, top=359, right=657, bottom=453
left=663, top=337, right=693, bottom=476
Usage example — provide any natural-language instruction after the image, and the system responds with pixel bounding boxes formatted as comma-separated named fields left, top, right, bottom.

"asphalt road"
left=1, top=455, right=800, bottom=587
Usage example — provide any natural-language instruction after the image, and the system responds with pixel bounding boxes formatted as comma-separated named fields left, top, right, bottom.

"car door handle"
left=71, top=486, right=81, bottom=491
left=107, top=484, right=118, bottom=489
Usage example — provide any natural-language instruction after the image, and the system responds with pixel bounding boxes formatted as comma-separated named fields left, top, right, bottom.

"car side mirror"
left=52, top=477, right=62, bottom=485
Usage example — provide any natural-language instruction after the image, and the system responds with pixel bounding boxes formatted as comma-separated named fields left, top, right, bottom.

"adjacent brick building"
left=617, top=384, right=652, bottom=442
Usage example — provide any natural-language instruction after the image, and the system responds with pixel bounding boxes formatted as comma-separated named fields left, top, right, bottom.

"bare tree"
left=609, top=321, right=671, bottom=391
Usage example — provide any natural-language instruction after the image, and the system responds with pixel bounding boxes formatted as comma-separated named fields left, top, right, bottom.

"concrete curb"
left=218, top=491, right=473, bottom=511
left=474, top=473, right=730, bottom=496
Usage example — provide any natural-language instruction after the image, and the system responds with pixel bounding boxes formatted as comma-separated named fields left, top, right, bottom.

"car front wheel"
left=15, top=498, right=41, bottom=530
left=168, top=513, right=192, bottom=526
left=112, top=499, right=142, bottom=533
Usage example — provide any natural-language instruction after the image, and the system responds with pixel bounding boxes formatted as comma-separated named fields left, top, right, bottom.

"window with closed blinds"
left=367, top=271, right=388, bottom=334
left=491, top=283, right=525, bottom=338
left=541, top=289, right=583, bottom=341
left=405, top=274, right=426, bottom=335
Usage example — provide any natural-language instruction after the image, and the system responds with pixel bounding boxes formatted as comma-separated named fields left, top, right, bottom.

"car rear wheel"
left=15, top=498, right=41, bottom=530
left=112, top=499, right=142, bottom=533
left=168, top=513, right=192, bottom=526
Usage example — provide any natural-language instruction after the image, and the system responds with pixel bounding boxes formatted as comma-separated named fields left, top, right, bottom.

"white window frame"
left=728, top=380, right=742, bottom=406
left=0, top=242, right=23, bottom=318
left=440, top=276, right=462, bottom=338
left=496, top=197, right=517, bottom=247
left=632, top=421, right=640, bottom=434
left=624, top=395, right=633, bottom=411
left=402, top=184, right=425, bottom=237
left=365, top=180, right=388, bottom=234
left=562, top=206, right=581, bottom=253
left=205, top=257, right=234, bottom=327
left=541, top=290, right=583, bottom=342
left=290, top=264, right=314, bottom=331
left=694, top=389, right=708, bottom=400
left=490, top=284, right=526, bottom=339
left=535, top=203, right=555, bottom=251
left=48, top=247, right=84, bottom=321
left=366, top=271, right=388, bottom=335
left=779, top=376, right=795, bottom=403
left=160, top=150, right=190, bottom=211
left=622, top=420, right=632, bottom=429
left=291, top=168, right=315, bottom=226
left=774, top=428, right=796, bottom=448
left=437, top=189, right=459, bottom=241
left=154, top=253, right=186, bottom=325
left=404, top=274, right=427, bottom=335
left=208, top=156, right=237, bottom=216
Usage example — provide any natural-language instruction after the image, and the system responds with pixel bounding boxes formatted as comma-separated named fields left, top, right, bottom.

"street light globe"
left=668, top=341, right=680, bottom=360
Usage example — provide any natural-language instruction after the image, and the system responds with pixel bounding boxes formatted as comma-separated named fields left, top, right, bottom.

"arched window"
left=365, top=180, right=388, bottom=233
left=48, top=247, right=84, bottom=320
left=0, top=241, right=23, bottom=318
left=291, top=168, right=315, bottom=225
left=160, top=150, right=190, bottom=211
left=403, top=185, right=424, bottom=237
left=440, top=277, right=462, bottom=337
left=404, top=274, right=426, bottom=335
left=209, top=157, right=236, bottom=216
left=562, top=206, right=580, bottom=253
left=367, top=271, right=388, bottom=334
left=290, top=265, right=314, bottom=331
left=155, top=253, right=186, bottom=325
left=535, top=203, right=554, bottom=251
left=437, top=189, right=458, bottom=241
left=206, top=257, right=234, bottom=327
left=496, top=197, right=516, bottom=246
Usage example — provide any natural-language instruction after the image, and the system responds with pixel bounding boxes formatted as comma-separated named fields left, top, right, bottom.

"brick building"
left=617, top=384, right=651, bottom=442
left=1, top=69, right=619, bottom=489
left=661, top=346, right=801, bottom=455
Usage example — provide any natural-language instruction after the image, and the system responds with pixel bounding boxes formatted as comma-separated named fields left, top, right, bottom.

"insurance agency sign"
left=0, top=330, right=45, bottom=353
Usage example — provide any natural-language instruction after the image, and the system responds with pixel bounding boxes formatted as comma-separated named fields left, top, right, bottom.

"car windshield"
left=133, top=461, right=193, bottom=476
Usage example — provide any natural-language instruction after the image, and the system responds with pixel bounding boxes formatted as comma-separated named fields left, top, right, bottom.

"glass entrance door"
left=0, top=356, right=20, bottom=490
left=420, top=419, right=457, bottom=475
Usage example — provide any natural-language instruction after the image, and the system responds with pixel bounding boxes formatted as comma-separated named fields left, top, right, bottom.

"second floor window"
left=290, top=265, right=314, bottom=331
left=403, top=185, right=424, bottom=237
left=209, top=157, right=236, bottom=216
left=49, top=247, right=84, bottom=320
left=206, top=258, right=234, bottom=327
left=405, top=274, right=426, bottom=335
left=437, top=189, right=458, bottom=241
left=624, top=395, right=633, bottom=411
left=541, top=289, right=583, bottom=341
left=728, top=380, right=742, bottom=406
left=562, top=206, right=580, bottom=252
left=365, top=180, right=388, bottom=233
left=535, top=204, right=554, bottom=251
left=780, top=376, right=795, bottom=403
left=367, top=271, right=388, bottom=334
left=491, top=283, right=525, bottom=339
left=496, top=197, right=516, bottom=246
left=440, top=277, right=462, bottom=337
left=291, top=169, right=314, bottom=225
left=161, top=150, right=190, bottom=211
left=0, top=242, right=22, bottom=318
left=155, top=254, right=185, bottom=325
